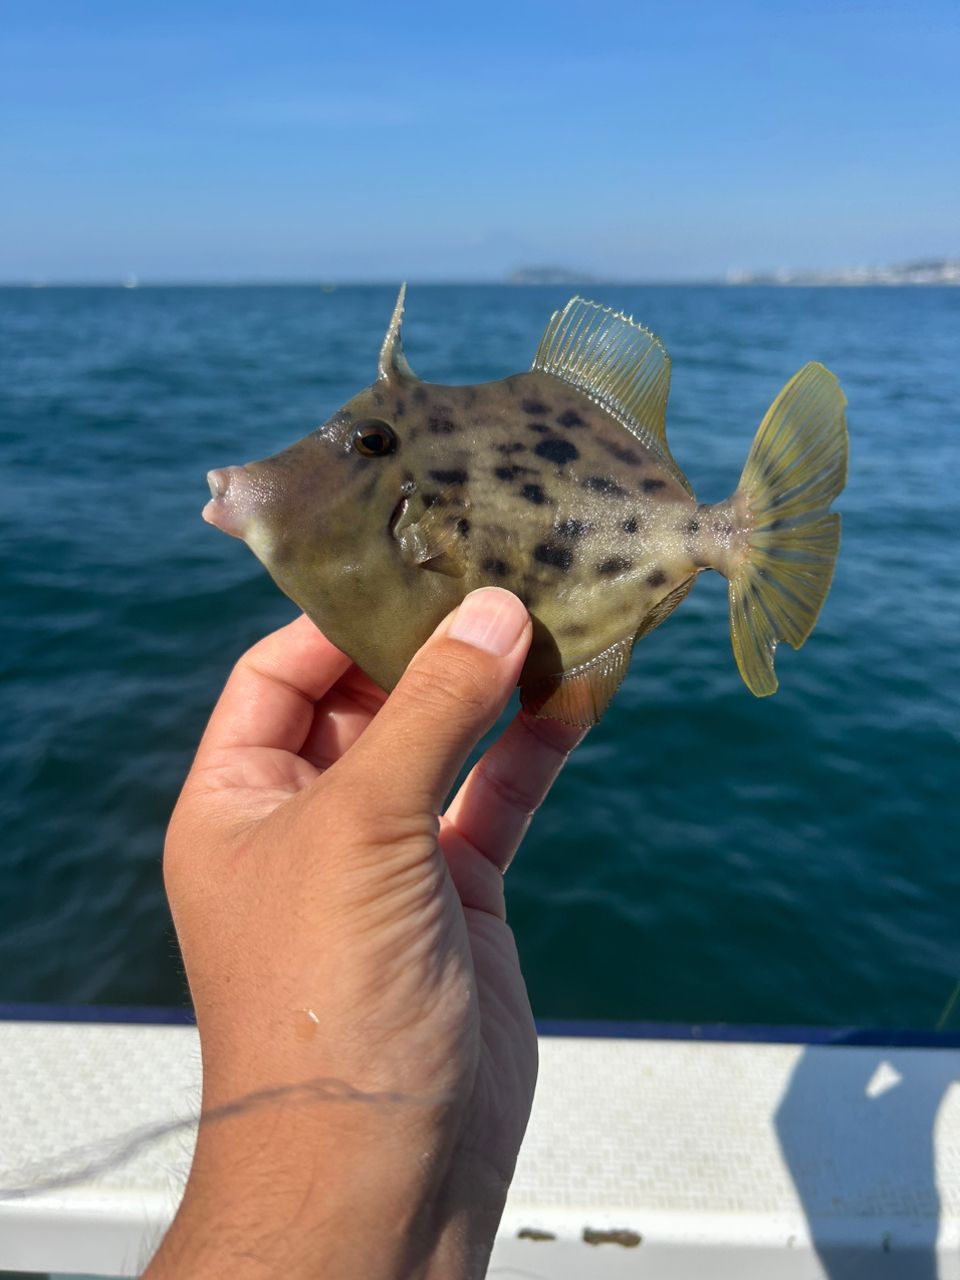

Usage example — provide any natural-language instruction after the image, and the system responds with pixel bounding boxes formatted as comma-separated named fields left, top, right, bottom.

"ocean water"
left=1, top=284, right=958, bottom=1028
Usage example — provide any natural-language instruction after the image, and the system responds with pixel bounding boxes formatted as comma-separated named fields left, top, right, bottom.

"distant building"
left=726, top=258, right=960, bottom=286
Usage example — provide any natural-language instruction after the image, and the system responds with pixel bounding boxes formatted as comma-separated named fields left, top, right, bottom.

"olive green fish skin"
left=223, top=369, right=734, bottom=696
left=204, top=290, right=847, bottom=718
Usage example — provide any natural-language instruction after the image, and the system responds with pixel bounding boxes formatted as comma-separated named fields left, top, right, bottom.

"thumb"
left=339, top=588, right=531, bottom=821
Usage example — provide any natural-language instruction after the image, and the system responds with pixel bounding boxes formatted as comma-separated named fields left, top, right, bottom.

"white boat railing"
left=0, top=1017, right=957, bottom=1278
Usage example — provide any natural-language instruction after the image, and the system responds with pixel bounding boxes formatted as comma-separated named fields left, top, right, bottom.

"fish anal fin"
left=520, top=635, right=634, bottom=727
left=634, top=575, right=696, bottom=642
left=395, top=488, right=470, bottom=577
left=532, top=296, right=692, bottom=496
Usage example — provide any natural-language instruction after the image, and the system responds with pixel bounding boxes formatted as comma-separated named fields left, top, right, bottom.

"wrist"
left=146, top=1082, right=500, bottom=1280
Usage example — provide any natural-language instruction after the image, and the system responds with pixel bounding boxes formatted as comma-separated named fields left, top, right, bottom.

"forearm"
left=145, top=1093, right=504, bottom=1280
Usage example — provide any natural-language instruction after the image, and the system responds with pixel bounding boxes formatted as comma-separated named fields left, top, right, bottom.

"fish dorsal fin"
left=532, top=297, right=691, bottom=495
left=378, top=283, right=418, bottom=383
left=520, top=635, right=634, bottom=727
left=394, top=488, right=470, bottom=577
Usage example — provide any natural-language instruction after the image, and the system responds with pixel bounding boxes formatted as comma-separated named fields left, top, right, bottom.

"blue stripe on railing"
left=535, top=1019, right=960, bottom=1048
left=0, top=1002, right=196, bottom=1025
left=0, top=1003, right=958, bottom=1047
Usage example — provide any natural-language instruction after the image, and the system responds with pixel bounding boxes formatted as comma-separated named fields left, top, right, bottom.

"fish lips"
left=203, top=466, right=253, bottom=540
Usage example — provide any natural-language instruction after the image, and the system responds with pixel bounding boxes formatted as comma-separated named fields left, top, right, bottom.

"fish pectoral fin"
left=520, top=635, right=635, bottom=727
left=395, top=489, right=470, bottom=577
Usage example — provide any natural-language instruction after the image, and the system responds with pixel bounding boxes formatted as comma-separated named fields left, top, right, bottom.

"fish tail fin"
left=727, top=362, right=848, bottom=696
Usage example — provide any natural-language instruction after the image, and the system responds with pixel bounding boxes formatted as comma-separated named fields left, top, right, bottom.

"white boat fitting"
left=0, top=1018, right=957, bottom=1278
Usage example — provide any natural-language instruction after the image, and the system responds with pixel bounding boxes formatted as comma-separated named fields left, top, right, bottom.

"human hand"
left=148, top=588, right=583, bottom=1280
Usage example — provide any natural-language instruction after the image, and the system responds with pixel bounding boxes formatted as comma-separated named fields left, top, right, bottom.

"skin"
left=147, top=588, right=584, bottom=1280
left=206, top=368, right=745, bottom=721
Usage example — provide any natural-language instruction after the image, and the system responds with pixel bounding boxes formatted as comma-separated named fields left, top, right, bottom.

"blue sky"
left=2, top=0, right=958, bottom=281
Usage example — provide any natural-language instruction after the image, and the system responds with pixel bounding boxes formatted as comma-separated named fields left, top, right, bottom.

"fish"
left=203, top=288, right=848, bottom=726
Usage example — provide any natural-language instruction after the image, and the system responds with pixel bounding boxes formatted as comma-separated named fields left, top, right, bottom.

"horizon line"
left=1, top=276, right=727, bottom=289
left=3, top=277, right=958, bottom=290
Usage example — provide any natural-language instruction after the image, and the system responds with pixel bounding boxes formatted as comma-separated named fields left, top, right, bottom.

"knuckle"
left=402, top=644, right=493, bottom=720
left=474, top=757, right=538, bottom=816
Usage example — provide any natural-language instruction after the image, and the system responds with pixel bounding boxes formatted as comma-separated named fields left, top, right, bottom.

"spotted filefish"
left=204, top=288, right=848, bottom=725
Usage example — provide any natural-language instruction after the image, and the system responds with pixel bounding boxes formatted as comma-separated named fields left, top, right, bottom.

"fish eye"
left=352, top=420, right=397, bottom=457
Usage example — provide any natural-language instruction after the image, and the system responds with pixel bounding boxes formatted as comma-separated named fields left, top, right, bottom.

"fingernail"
left=448, top=588, right=528, bottom=656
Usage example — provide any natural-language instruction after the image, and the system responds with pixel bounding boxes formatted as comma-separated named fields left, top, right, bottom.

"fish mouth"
left=202, top=467, right=250, bottom=539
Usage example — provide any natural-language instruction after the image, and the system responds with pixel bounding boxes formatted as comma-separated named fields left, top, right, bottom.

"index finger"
left=195, top=614, right=352, bottom=764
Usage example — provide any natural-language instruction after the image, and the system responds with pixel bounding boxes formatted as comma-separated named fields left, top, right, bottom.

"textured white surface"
left=0, top=1022, right=957, bottom=1278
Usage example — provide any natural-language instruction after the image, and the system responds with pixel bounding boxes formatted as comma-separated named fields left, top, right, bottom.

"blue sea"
left=1, top=284, right=958, bottom=1028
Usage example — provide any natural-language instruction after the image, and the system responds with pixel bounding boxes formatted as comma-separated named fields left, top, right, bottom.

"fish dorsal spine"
left=532, top=297, right=692, bottom=495
left=378, top=283, right=419, bottom=383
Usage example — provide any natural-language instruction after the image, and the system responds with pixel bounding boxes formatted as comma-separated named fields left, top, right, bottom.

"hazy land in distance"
left=4, top=257, right=958, bottom=289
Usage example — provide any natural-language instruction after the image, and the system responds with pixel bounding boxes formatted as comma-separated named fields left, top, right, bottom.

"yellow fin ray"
left=532, top=297, right=691, bottom=495
left=728, top=363, right=848, bottom=696
left=395, top=488, right=470, bottom=577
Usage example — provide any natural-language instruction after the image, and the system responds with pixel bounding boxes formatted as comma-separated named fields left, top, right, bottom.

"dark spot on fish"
left=428, top=415, right=457, bottom=435
left=430, top=468, right=468, bottom=485
left=556, top=518, right=588, bottom=540
left=482, top=556, right=510, bottom=578
left=517, top=1228, right=557, bottom=1242
left=597, top=556, right=632, bottom=575
left=686, top=518, right=701, bottom=533
left=718, top=520, right=732, bottom=537
left=647, top=568, right=667, bottom=587
left=412, top=386, right=428, bottom=405
left=456, top=517, right=470, bottom=537
left=495, top=441, right=527, bottom=455
left=401, top=477, right=417, bottom=496
left=642, top=477, right=666, bottom=493
left=534, top=438, right=580, bottom=466
left=563, top=623, right=588, bottom=639
left=522, top=398, right=550, bottom=414
left=769, top=518, right=785, bottom=530
left=601, top=438, right=644, bottom=466
left=494, top=463, right=534, bottom=481
left=372, top=389, right=385, bottom=407
left=693, top=557, right=710, bottom=568
left=584, top=476, right=627, bottom=497
left=394, top=398, right=406, bottom=418
left=423, top=492, right=442, bottom=508
left=623, top=517, right=639, bottom=533
left=526, top=421, right=550, bottom=434
left=521, top=483, right=550, bottom=505
left=534, top=542, right=573, bottom=571
left=557, top=409, right=585, bottom=428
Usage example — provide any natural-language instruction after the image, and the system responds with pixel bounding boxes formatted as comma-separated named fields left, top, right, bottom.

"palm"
left=190, top=618, right=578, bottom=1186
left=210, top=676, right=539, bottom=1152
left=458, top=910, right=538, bottom=1180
